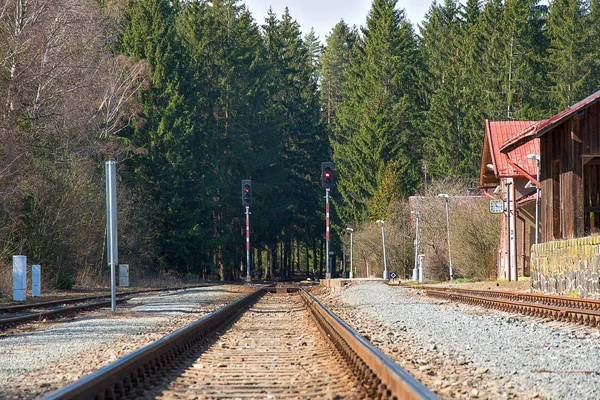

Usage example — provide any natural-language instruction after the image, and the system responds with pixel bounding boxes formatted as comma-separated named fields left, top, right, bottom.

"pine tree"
left=320, top=21, right=357, bottom=125
left=333, top=0, right=422, bottom=224
left=420, top=0, right=465, bottom=179
left=546, top=0, right=595, bottom=111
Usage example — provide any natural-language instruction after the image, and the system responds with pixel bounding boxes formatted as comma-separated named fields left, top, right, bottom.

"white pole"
left=349, top=231, right=353, bottom=279
left=377, top=220, right=388, bottom=280
left=509, top=179, right=517, bottom=281
left=419, top=254, right=424, bottom=283
left=105, top=161, right=118, bottom=312
left=412, top=212, right=419, bottom=280
left=444, top=198, right=453, bottom=281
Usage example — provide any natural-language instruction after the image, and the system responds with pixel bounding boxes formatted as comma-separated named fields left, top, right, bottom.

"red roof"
left=482, top=120, right=539, bottom=180
left=501, top=88, right=600, bottom=152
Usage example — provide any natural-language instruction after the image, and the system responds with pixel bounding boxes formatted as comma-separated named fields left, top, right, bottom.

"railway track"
left=420, top=286, right=600, bottom=327
left=0, top=286, right=207, bottom=330
left=41, top=286, right=437, bottom=400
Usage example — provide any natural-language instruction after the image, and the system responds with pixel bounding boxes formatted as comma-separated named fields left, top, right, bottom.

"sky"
left=242, top=0, right=433, bottom=43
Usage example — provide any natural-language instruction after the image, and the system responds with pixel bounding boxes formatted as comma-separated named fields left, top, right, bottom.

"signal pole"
left=242, top=180, right=252, bottom=283
left=245, top=206, right=250, bottom=282
left=326, top=187, right=331, bottom=279
left=321, top=162, right=334, bottom=279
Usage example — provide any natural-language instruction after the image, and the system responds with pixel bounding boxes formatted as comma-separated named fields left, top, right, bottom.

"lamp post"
left=346, top=228, right=354, bottom=278
left=411, top=211, right=420, bottom=281
left=376, top=220, right=388, bottom=280
left=438, top=193, right=453, bottom=281
left=526, top=154, right=540, bottom=245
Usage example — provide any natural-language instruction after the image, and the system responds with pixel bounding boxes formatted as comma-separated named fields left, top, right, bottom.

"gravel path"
left=319, top=281, right=600, bottom=400
left=0, top=285, right=249, bottom=399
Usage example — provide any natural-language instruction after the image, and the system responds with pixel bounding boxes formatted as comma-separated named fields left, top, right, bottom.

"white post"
left=349, top=230, right=354, bottom=279
left=509, top=179, right=517, bottom=281
left=439, top=194, right=453, bottom=281
left=411, top=211, right=419, bottom=281
left=376, top=220, right=388, bottom=280
left=418, top=254, right=424, bottom=283
left=13, top=255, right=27, bottom=301
left=105, top=161, right=118, bottom=312
left=32, top=264, right=41, bottom=297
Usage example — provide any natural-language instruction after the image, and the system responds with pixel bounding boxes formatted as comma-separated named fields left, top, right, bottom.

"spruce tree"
left=320, top=21, right=357, bottom=125
left=546, top=0, right=595, bottom=111
left=333, top=0, right=422, bottom=224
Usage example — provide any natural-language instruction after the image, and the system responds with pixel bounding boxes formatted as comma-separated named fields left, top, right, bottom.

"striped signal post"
left=325, top=188, right=331, bottom=278
left=321, top=162, right=334, bottom=279
left=245, top=205, right=251, bottom=282
left=242, top=180, right=252, bottom=283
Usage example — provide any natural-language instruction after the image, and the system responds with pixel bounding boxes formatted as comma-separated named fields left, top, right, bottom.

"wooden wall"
left=540, top=102, right=600, bottom=242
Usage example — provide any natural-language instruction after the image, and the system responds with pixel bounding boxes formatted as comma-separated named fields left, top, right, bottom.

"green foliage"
left=9, top=0, right=600, bottom=285
left=332, top=0, right=423, bottom=224
left=52, top=269, right=77, bottom=290
left=545, top=0, right=598, bottom=112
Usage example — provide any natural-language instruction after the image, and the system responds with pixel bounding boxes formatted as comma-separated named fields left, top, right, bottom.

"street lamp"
left=410, top=211, right=420, bottom=281
left=346, top=228, right=354, bottom=278
left=438, top=194, right=453, bottom=281
left=375, top=220, right=388, bottom=279
left=526, top=154, right=540, bottom=245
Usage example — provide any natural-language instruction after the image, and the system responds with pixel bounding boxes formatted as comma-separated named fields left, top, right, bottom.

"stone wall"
left=530, top=236, right=600, bottom=297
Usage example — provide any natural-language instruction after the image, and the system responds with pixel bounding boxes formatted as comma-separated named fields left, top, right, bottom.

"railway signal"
left=242, top=180, right=252, bottom=207
left=321, top=162, right=334, bottom=188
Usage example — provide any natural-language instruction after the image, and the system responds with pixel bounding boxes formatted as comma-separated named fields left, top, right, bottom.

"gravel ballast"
left=0, top=285, right=249, bottom=399
left=321, top=281, right=600, bottom=400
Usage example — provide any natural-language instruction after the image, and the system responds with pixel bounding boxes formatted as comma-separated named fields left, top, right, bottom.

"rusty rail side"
left=39, top=288, right=264, bottom=400
left=299, top=287, right=438, bottom=400
left=0, top=298, right=130, bottom=329
left=412, top=285, right=600, bottom=310
left=0, top=285, right=211, bottom=313
left=426, top=290, right=600, bottom=327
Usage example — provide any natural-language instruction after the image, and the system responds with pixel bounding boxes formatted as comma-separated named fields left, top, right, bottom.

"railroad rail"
left=0, top=285, right=207, bottom=330
left=421, top=287, right=600, bottom=327
left=40, top=286, right=438, bottom=400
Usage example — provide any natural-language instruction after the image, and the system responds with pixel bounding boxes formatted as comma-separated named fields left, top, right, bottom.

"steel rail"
left=40, top=286, right=438, bottom=400
left=413, top=285, right=600, bottom=310
left=0, top=298, right=131, bottom=329
left=0, top=285, right=208, bottom=313
left=39, top=288, right=264, bottom=400
left=426, top=289, right=600, bottom=327
left=299, top=287, right=438, bottom=400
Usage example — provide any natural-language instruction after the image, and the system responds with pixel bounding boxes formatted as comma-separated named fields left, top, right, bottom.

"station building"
left=479, top=121, right=540, bottom=281
left=501, top=90, right=600, bottom=296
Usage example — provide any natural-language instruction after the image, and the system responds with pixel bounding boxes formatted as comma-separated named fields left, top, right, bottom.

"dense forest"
left=1, top=0, right=599, bottom=288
